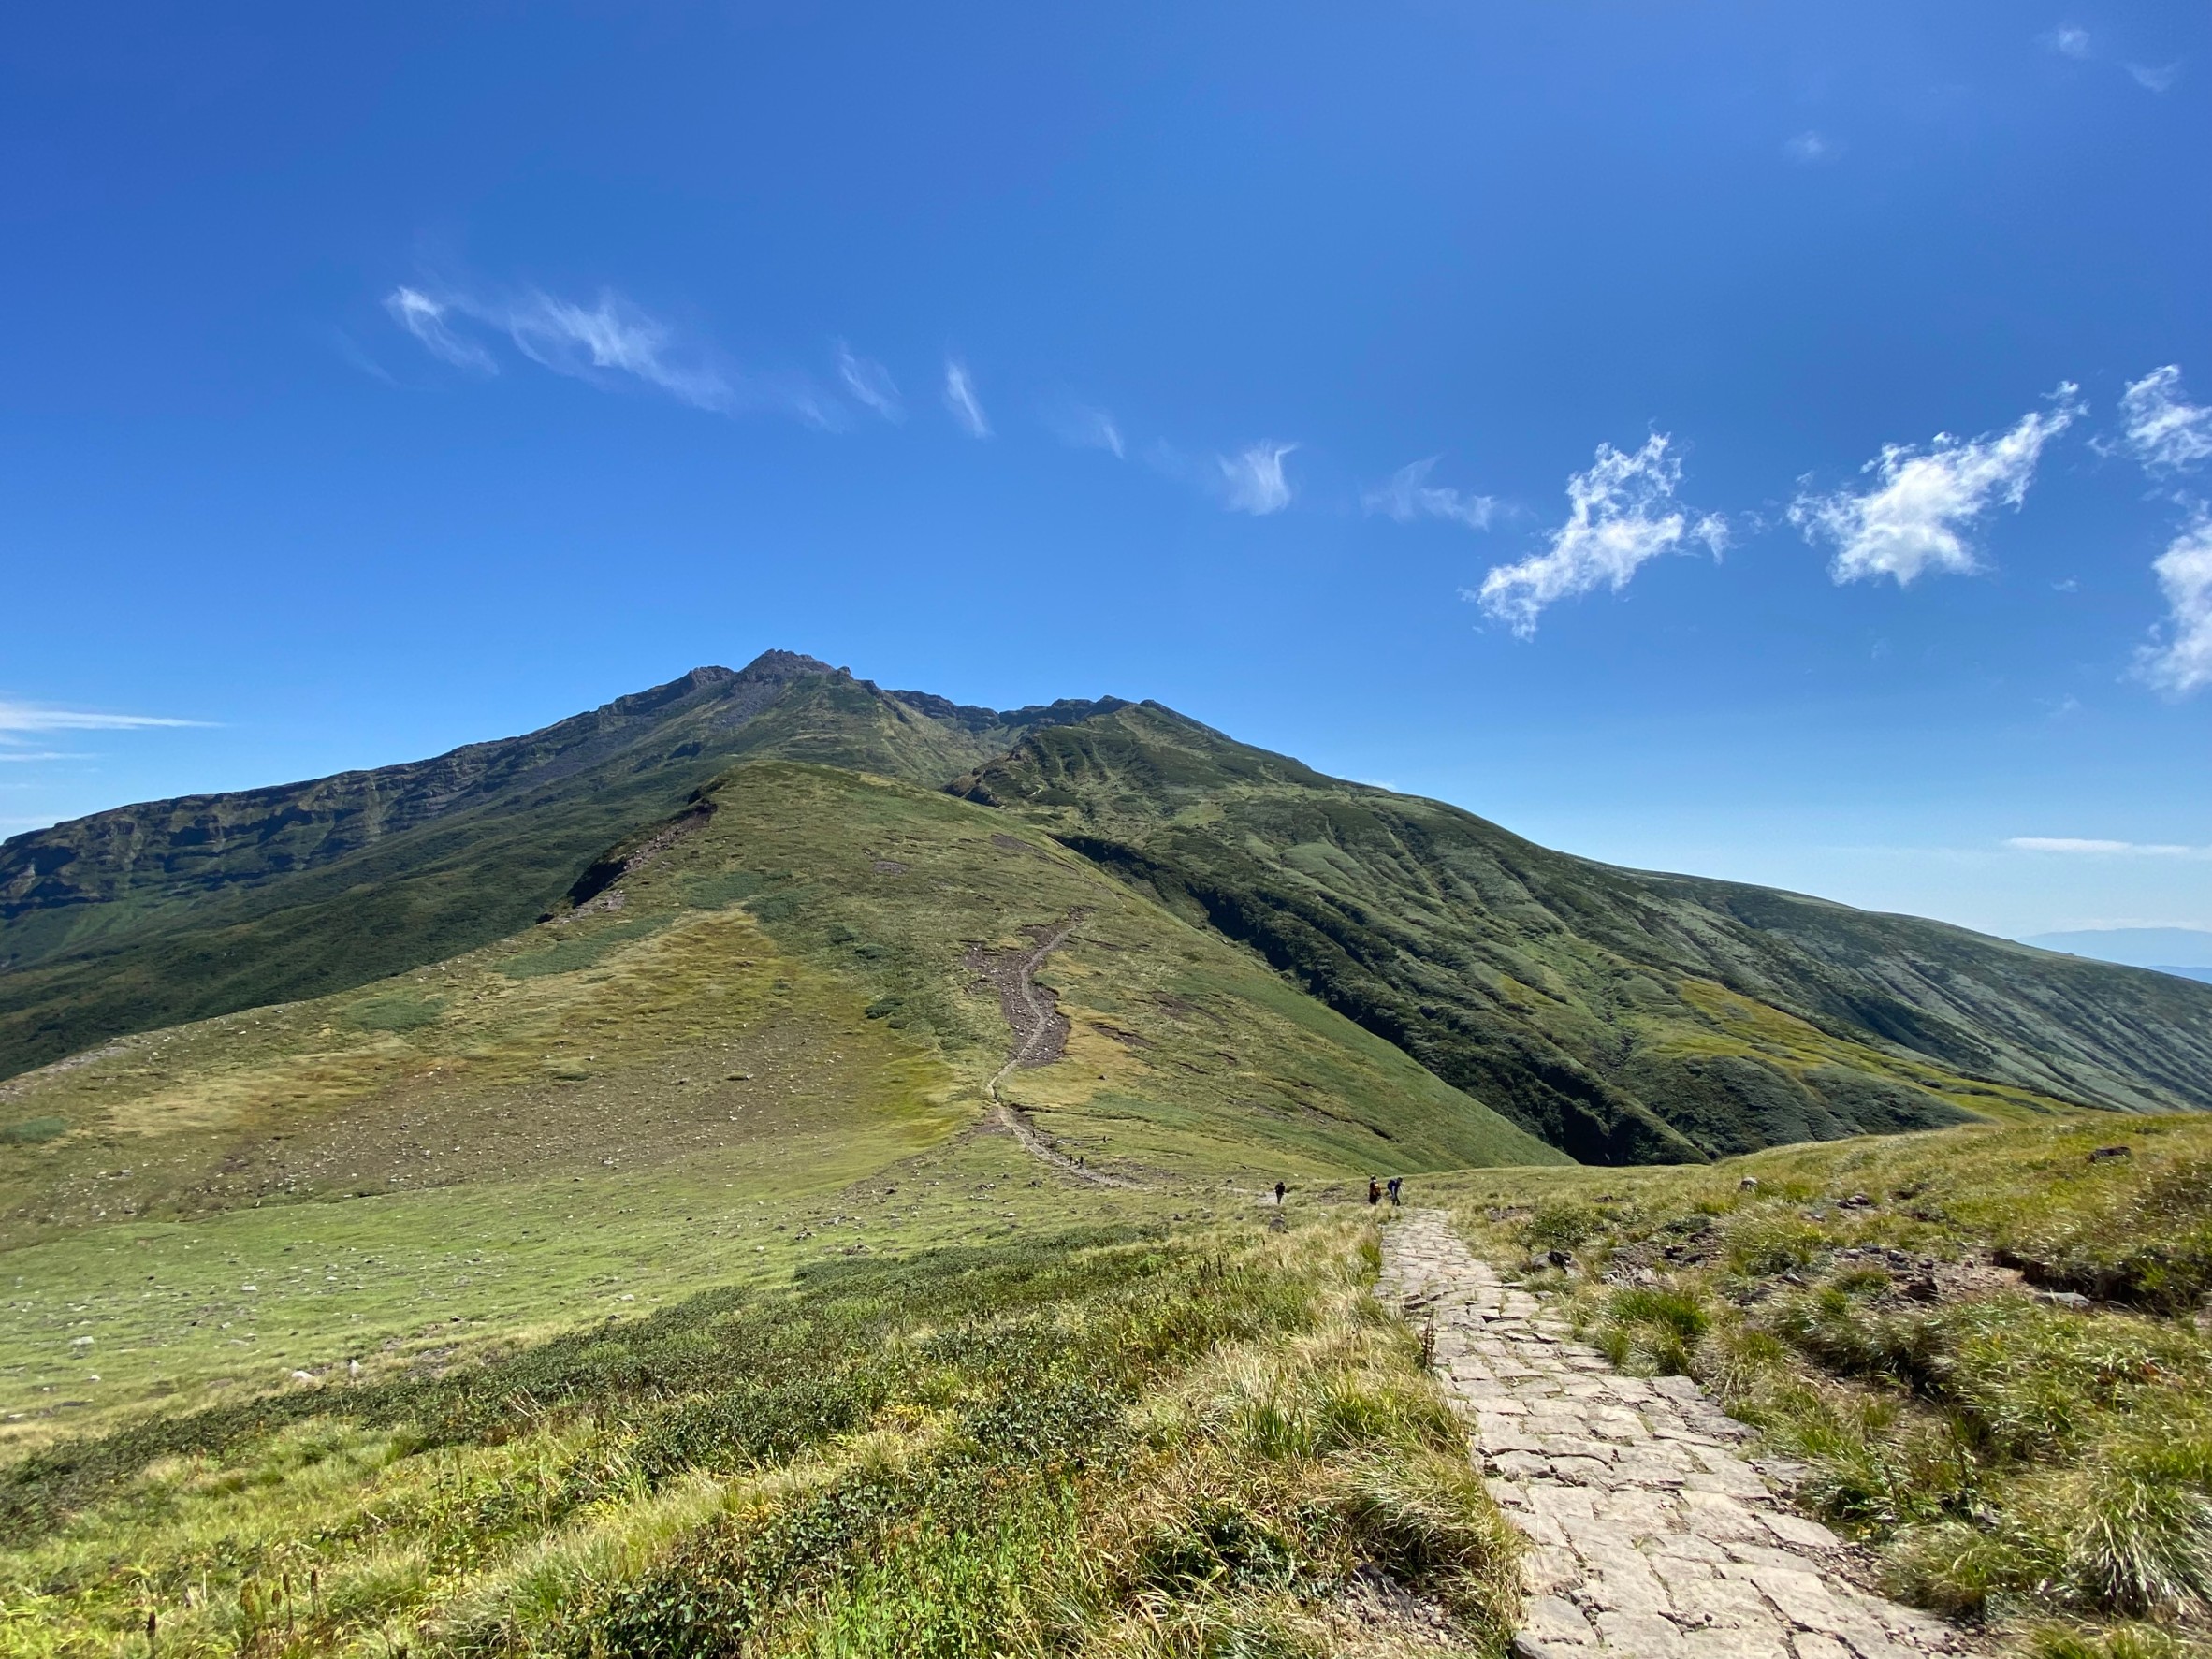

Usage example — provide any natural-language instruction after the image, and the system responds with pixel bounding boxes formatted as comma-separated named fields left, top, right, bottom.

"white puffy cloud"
left=836, top=343, right=903, bottom=421
left=2120, top=365, right=2212, bottom=473
left=1789, top=386, right=2081, bottom=585
left=1218, top=444, right=1296, bottom=515
left=1470, top=435, right=1722, bottom=636
left=942, top=359, right=991, bottom=437
left=2138, top=517, right=2212, bottom=694
left=1363, top=458, right=1496, bottom=530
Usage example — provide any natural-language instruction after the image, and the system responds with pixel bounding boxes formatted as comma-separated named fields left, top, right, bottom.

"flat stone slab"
left=1377, top=1209, right=1963, bottom=1657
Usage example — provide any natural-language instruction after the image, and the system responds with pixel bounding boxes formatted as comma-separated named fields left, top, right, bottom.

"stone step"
left=1375, top=1211, right=1963, bottom=1659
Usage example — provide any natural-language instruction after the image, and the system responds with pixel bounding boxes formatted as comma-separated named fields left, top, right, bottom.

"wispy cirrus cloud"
left=836, top=342, right=902, bottom=422
left=385, top=287, right=497, bottom=373
left=1469, top=435, right=1723, bottom=637
left=1783, top=130, right=1838, bottom=164
left=386, top=281, right=837, bottom=426
left=0, top=702, right=208, bottom=735
left=1364, top=458, right=1497, bottom=531
left=941, top=359, right=991, bottom=438
left=2007, top=836, right=2212, bottom=856
left=2128, top=61, right=2182, bottom=92
left=2041, top=24, right=2093, bottom=59
left=496, top=290, right=740, bottom=413
left=2119, top=365, right=2212, bottom=474
left=1218, top=443, right=1297, bottom=515
left=2138, top=517, right=2212, bottom=695
left=1789, top=386, right=2082, bottom=585
left=1047, top=402, right=1125, bottom=459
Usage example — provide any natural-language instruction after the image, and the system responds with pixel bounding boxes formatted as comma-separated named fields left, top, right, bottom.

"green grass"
left=0, top=1214, right=1521, bottom=1659
left=0, top=755, right=1553, bottom=1448
left=1424, top=1113, right=2212, bottom=1652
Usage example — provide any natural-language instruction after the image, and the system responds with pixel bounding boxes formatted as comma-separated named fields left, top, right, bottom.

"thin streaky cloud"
left=942, top=358, right=991, bottom=437
left=1364, top=457, right=1497, bottom=531
left=1789, top=385, right=2082, bottom=586
left=2120, top=366, right=2212, bottom=473
left=500, top=289, right=734, bottom=413
left=1070, top=406, right=1125, bottom=458
left=2007, top=836, right=2209, bottom=856
left=330, top=327, right=396, bottom=385
left=2140, top=517, right=2212, bottom=695
left=836, top=342, right=903, bottom=422
left=0, top=702, right=209, bottom=734
left=0, top=751, right=91, bottom=763
left=1470, top=434, right=1722, bottom=637
left=384, top=287, right=497, bottom=373
left=385, top=280, right=839, bottom=427
left=2128, top=61, right=2181, bottom=92
left=1218, top=443, right=1297, bottom=515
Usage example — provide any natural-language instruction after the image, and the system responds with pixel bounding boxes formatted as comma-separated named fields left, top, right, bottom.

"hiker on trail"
left=1273, top=1180, right=1286, bottom=1207
left=1367, top=1177, right=1381, bottom=1206
left=1387, top=1175, right=1403, bottom=1206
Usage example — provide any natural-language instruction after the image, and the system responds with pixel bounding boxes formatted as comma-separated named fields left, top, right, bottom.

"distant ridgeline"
left=4, top=650, right=2207, bottom=1165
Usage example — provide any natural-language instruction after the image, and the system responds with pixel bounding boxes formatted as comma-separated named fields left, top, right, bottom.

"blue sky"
left=5, top=3, right=2210, bottom=943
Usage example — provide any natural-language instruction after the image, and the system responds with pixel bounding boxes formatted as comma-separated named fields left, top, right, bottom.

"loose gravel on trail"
left=966, top=910, right=1141, bottom=1187
left=1378, top=1209, right=1966, bottom=1659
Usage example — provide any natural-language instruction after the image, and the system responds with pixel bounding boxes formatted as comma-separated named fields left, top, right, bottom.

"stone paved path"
left=1377, top=1209, right=1964, bottom=1659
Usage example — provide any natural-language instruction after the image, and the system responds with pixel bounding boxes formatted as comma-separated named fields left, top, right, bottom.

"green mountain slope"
left=9, top=657, right=2207, bottom=1171
left=0, top=753, right=1552, bottom=1429
left=0, top=654, right=1120, bottom=1082
left=951, top=702, right=2212, bottom=1162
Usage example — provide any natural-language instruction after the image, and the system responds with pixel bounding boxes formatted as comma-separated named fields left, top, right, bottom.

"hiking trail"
left=1378, top=1208, right=1967, bottom=1659
left=967, top=912, right=1141, bottom=1188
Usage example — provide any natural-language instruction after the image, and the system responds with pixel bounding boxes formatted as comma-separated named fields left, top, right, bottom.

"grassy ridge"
left=0, top=1217, right=1522, bottom=1659
left=953, top=703, right=2188, bottom=1163
left=0, top=663, right=1105, bottom=1086
left=1424, top=1114, right=2212, bottom=1656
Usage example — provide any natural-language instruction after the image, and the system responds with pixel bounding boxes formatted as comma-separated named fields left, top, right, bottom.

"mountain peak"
left=735, top=649, right=837, bottom=681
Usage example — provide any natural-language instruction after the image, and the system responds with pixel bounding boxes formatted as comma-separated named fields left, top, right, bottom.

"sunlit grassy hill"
left=953, top=700, right=2209, bottom=1161
left=0, top=757, right=1553, bottom=1437
left=0, top=655, right=1122, bottom=1082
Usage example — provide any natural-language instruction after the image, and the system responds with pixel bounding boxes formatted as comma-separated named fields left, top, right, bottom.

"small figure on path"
left=1367, top=1177, right=1381, bottom=1206
left=1273, top=1179, right=1286, bottom=1206
left=1387, top=1175, right=1402, bottom=1206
